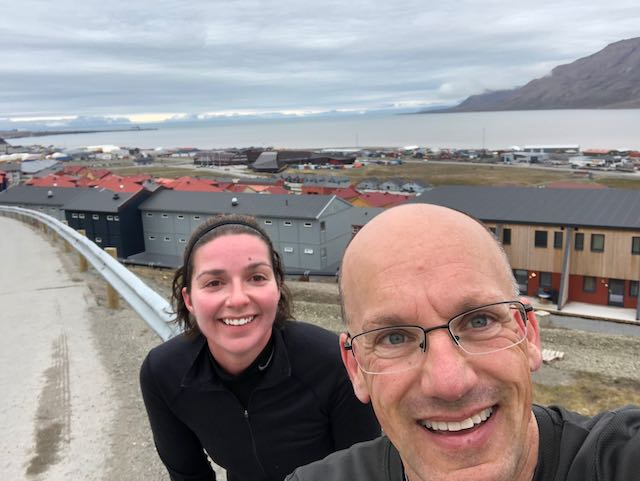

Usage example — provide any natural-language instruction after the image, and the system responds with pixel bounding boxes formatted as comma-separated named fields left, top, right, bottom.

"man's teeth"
left=222, top=316, right=254, bottom=326
left=422, top=407, right=493, bottom=432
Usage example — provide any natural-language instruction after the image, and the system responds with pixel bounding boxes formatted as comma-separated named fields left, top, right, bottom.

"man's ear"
left=182, top=287, right=194, bottom=314
left=522, top=303, right=542, bottom=372
left=339, top=332, right=371, bottom=404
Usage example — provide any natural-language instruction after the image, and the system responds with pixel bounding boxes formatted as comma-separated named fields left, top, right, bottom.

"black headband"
left=183, top=219, right=272, bottom=267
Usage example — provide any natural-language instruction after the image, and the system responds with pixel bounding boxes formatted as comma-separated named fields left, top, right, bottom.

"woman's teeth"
left=222, top=316, right=254, bottom=326
left=421, top=406, right=493, bottom=432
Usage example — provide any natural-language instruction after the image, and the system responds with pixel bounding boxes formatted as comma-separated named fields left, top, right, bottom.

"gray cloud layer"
left=2, top=0, right=638, bottom=119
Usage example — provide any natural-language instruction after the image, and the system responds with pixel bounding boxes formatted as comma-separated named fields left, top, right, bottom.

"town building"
left=64, top=187, right=151, bottom=258
left=132, top=191, right=355, bottom=274
left=0, top=185, right=94, bottom=221
left=410, top=186, right=640, bottom=316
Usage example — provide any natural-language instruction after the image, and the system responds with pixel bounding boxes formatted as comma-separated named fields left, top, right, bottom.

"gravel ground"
left=62, top=254, right=640, bottom=480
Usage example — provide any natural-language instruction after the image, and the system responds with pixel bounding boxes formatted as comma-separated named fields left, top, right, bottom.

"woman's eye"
left=204, top=279, right=222, bottom=288
left=250, top=274, right=268, bottom=282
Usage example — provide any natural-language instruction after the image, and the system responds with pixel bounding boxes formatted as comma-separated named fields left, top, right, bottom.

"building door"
left=514, top=269, right=528, bottom=295
left=608, top=279, right=625, bottom=307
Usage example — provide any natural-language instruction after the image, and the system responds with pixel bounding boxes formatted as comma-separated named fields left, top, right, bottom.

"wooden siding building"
left=410, top=186, right=640, bottom=317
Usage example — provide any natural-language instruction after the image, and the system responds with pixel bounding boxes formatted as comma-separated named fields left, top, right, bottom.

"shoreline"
left=0, top=127, right=157, bottom=140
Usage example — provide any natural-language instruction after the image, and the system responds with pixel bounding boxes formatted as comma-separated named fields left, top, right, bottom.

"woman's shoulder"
left=142, top=332, right=206, bottom=374
left=279, top=321, right=343, bottom=368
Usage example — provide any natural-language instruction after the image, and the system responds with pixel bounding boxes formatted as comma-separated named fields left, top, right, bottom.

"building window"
left=148, top=236, right=156, bottom=240
left=539, top=272, right=552, bottom=288
left=320, top=247, right=327, bottom=257
left=574, top=232, right=584, bottom=251
left=590, top=234, right=605, bottom=252
left=583, top=276, right=596, bottom=293
left=177, top=215, right=184, bottom=220
left=72, top=213, right=78, bottom=219
left=632, top=237, right=640, bottom=255
left=78, top=213, right=85, bottom=219
left=534, top=230, right=547, bottom=248
left=92, top=214, right=99, bottom=220
left=178, top=238, right=186, bottom=244
left=164, top=236, right=171, bottom=242
left=489, top=226, right=497, bottom=237
left=161, top=213, right=169, bottom=218
left=304, top=248, right=314, bottom=254
left=114, top=215, right=119, bottom=221
left=502, top=228, right=511, bottom=245
left=283, top=247, right=294, bottom=253
left=320, top=221, right=326, bottom=231
left=146, top=212, right=153, bottom=217
left=304, top=222, right=312, bottom=228
left=107, top=215, right=113, bottom=221
left=283, top=220, right=293, bottom=227
left=553, top=231, right=563, bottom=249
left=95, top=237, right=102, bottom=244
left=193, top=215, right=201, bottom=220
left=630, top=281, right=639, bottom=297
left=264, top=219, right=272, bottom=225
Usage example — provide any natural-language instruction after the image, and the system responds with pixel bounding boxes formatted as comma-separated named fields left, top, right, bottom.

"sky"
left=1, top=0, right=639, bottom=124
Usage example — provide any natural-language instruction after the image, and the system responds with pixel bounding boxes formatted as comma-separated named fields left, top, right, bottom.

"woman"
left=140, top=214, right=380, bottom=481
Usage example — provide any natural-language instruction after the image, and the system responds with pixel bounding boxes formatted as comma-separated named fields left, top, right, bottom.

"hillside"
left=436, top=37, right=640, bottom=112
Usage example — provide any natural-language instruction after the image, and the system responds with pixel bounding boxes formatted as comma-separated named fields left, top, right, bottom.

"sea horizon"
left=7, top=109, right=640, bottom=152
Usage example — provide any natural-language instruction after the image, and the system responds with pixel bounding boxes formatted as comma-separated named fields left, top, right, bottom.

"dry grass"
left=296, top=161, right=640, bottom=188
left=534, top=372, right=640, bottom=416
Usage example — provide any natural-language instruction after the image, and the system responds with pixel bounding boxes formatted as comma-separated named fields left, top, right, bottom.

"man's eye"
left=468, top=314, right=490, bottom=328
left=377, top=330, right=411, bottom=346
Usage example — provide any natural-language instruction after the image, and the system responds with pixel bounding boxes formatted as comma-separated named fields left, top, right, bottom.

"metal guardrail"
left=0, top=205, right=180, bottom=341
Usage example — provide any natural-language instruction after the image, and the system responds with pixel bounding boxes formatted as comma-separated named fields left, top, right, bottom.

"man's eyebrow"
left=361, top=315, right=410, bottom=331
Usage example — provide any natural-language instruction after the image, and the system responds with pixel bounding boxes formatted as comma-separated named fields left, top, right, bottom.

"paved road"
left=0, top=216, right=114, bottom=481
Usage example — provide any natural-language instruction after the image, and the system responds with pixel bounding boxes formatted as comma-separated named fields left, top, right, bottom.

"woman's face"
left=182, top=233, right=280, bottom=374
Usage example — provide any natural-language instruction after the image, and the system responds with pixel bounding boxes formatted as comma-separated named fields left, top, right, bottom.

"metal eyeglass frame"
left=343, top=300, right=533, bottom=375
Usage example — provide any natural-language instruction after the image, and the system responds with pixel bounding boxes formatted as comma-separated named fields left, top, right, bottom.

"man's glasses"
left=344, top=300, right=532, bottom=375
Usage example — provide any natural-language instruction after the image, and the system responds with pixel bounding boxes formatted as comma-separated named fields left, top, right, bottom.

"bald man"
left=286, top=204, right=640, bottom=481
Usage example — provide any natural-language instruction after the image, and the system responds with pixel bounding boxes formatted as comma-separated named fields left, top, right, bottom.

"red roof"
left=334, top=185, right=360, bottom=201
left=27, top=174, right=78, bottom=188
left=91, top=175, right=145, bottom=193
left=356, top=192, right=411, bottom=208
left=166, top=176, right=223, bottom=192
left=263, top=185, right=290, bottom=195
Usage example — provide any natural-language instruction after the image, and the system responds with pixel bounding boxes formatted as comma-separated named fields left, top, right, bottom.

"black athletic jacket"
left=286, top=404, right=640, bottom=481
left=140, top=321, right=380, bottom=481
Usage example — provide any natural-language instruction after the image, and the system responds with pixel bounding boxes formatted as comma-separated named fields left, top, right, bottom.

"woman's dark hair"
left=171, top=213, right=293, bottom=335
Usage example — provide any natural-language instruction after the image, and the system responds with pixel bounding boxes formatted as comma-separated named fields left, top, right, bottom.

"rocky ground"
left=59, top=251, right=640, bottom=480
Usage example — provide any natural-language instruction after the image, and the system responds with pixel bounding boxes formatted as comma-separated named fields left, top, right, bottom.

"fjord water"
left=11, top=110, right=640, bottom=151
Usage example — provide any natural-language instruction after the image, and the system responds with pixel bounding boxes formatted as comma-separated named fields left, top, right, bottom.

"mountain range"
left=434, top=37, right=640, bottom=112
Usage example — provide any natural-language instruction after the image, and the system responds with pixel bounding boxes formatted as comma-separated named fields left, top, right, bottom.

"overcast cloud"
left=1, top=0, right=639, bottom=121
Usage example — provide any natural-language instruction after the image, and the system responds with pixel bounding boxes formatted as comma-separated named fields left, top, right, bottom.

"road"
left=0, top=216, right=114, bottom=481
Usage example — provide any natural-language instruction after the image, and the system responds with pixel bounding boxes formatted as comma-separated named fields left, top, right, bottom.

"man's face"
left=340, top=207, right=542, bottom=481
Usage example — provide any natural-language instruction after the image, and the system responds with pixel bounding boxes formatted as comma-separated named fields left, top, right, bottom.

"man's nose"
left=418, top=329, right=478, bottom=401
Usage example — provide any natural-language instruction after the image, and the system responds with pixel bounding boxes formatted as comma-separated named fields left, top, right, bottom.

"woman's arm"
left=140, top=354, right=216, bottom=481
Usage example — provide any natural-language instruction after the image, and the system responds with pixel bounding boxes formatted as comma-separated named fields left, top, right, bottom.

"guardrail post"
left=105, top=247, right=120, bottom=309
left=77, top=229, right=88, bottom=272
left=61, top=220, right=71, bottom=252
